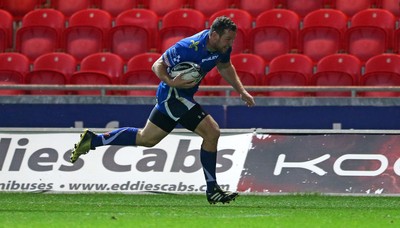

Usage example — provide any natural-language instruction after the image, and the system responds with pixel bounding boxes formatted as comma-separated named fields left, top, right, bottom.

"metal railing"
left=1, top=84, right=400, bottom=97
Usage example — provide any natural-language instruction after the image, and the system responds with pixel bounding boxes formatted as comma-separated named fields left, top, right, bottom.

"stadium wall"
left=2, top=96, right=400, bottom=129
left=1, top=96, right=400, bottom=194
left=1, top=128, right=400, bottom=195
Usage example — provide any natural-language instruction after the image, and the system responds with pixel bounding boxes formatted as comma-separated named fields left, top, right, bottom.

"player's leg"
left=135, top=120, right=169, bottom=147
left=194, top=115, right=219, bottom=151
left=70, top=107, right=176, bottom=163
left=193, top=115, right=219, bottom=190
left=194, top=115, right=238, bottom=204
left=70, top=127, right=139, bottom=163
left=179, top=105, right=238, bottom=204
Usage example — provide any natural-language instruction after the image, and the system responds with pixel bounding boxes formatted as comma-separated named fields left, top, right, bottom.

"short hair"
left=210, top=16, right=237, bottom=36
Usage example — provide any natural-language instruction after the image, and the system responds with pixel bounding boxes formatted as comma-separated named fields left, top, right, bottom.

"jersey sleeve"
left=163, top=42, right=189, bottom=68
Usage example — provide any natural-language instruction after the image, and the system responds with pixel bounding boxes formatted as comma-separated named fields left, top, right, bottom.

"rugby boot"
left=206, top=184, right=239, bottom=204
left=70, top=129, right=96, bottom=163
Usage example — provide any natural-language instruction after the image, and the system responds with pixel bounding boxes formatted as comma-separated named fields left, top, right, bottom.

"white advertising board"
left=0, top=132, right=252, bottom=193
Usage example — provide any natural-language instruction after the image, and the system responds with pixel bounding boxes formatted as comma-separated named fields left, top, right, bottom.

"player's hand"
left=240, top=91, right=256, bottom=107
left=169, top=73, right=197, bottom=89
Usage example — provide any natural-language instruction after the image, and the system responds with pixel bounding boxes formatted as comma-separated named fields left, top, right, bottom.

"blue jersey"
left=155, top=30, right=232, bottom=121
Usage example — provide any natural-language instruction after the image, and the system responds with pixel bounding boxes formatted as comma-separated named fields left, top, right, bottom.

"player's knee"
left=203, top=126, right=220, bottom=144
left=136, top=132, right=161, bottom=147
left=140, top=138, right=160, bottom=147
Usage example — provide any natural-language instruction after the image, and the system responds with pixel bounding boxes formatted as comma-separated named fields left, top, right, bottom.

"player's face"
left=214, top=29, right=236, bottom=53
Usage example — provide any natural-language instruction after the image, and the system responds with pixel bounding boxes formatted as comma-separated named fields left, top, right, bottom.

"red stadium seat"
left=50, top=0, right=92, bottom=18
left=265, top=54, right=314, bottom=97
left=1, top=0, right=39, bottom=20
left=16, top=9, right=65, bottom=62
left=361, top=54, right=400, bottom=97
left=63, top=9, right=113, bottom=62
left=159, top=9, right=206, bottom=52
left=282, top=0, right=327, bottom=18
left=98, top=0, right=139, bottom=17
left=209, top=9, right=253, bottom=54
left=299, top=9, right=348, bottom=62
left=393, top=31, right=400, bottom=54
left=237, top=0, right=275, bottom=18
left=210, top=53, right=266, bottom=96
left=0, top=53, right=30, bottom=95
left=122, top=53, right=161, bottom=96
left=70, top=52, right=124, bottom=95
left=249, top=9, right=300, bottom=62
left=25, top=52, right=77, bottom=95
left=345, top=9, right=396, bottom=62
left=0, top=9, right=13, bottom=51
left=313, top=54, right=362, bottom=97
left=379, top=0, right=400, bottom=17
left=142, top=0, right=186, bottom=18
left=392, top=7, right=400, bottom=53
left=109, top=9, right=159, bottom=61
left=333, top=0, right=373, bottom=18
left=189, top=0, right=232, bottom=18
left=232, top=53, right=266, bottom=96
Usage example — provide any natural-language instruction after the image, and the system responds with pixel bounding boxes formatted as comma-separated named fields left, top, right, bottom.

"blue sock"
left=91, top=127, right=138, bottom=147
left=200, top=148, right=217, bottom=192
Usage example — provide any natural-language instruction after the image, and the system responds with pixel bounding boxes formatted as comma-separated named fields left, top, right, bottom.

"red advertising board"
left=238, top=133, right=400, bottom=194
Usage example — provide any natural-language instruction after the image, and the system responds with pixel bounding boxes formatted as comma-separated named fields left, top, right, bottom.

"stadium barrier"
left=2, top=84, right=400, bottom=97
left=2, top=92, right=400, bottom=129
left=1, top=128, right=399, bottom=195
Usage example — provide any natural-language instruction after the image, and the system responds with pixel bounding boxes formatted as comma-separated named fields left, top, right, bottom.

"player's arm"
left=152, top=56, right=196, bottom=89
left=217, top=61, right=256, bottom=107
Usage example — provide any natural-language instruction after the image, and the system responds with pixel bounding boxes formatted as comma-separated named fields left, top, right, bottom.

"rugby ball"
left=170, top=62, right=202, bottom=83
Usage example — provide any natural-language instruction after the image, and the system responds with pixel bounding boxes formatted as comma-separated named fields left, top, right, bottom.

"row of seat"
left=2, top=7, right=400, bottom=64
left=2, top=0, right=399, bottom=19
left=0, top=51, right=159, bottom=96
left=1, top=51, right=400, bottom=97
left=210, top=52, right=400, bottom=97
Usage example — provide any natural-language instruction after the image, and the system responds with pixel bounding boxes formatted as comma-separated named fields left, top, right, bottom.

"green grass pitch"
left=0, top=192, right=399, bottom=227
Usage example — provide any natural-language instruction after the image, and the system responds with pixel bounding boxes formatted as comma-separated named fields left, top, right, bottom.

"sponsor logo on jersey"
left=167, top=47, right=181, bottom=65
left=202, top=55, right=219, bottom=63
